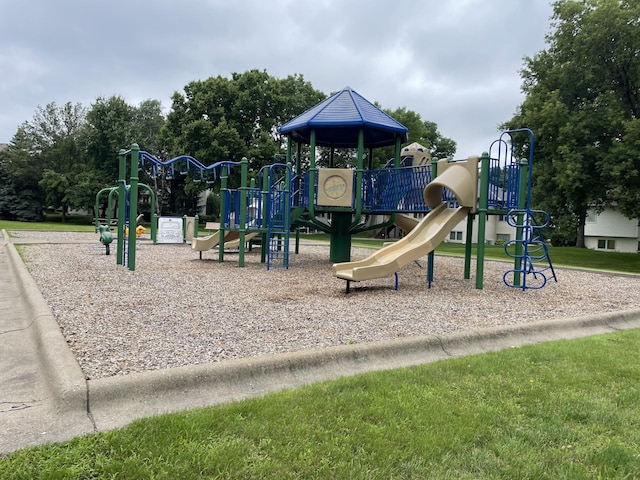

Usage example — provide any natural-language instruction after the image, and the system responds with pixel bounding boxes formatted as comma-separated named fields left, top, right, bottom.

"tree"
left=610, top=119, right=640, bottom=217
left=82, top=96, right=137, bottom=182
left=0, top=149, right=18, bottom=220
left=161, top=70, right=325, bottom=212
left=371, top=107, right=456, bottom=168
left=504, top=0, right=640, bottom=247
left=4, top=102, right=88, bottom=221
left=133, top=99, right=166, bottom=155
left=164, top=70, right=325, bottom=165
left=81, top=96, right=166, bottom=216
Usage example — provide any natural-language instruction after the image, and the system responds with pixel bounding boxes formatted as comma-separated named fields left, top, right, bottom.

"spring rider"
left=98, top=225, right=114, bottom=255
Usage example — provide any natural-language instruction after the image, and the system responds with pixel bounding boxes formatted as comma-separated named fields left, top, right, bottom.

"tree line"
left=0, top=70, right=454, bottom=223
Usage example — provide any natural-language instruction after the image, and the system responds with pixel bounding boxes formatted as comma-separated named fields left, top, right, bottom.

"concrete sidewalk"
left=2, top=229, right=640, bottom=455
left=0, top=232, right=93, bottom=455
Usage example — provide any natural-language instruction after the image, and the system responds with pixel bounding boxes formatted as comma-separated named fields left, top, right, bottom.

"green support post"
left=219, top=166, right=228, bottom=263
left=475, top=152, right=491, bottom=289
left=288, top=138, right=301, bottom=256
left=260, top=167, right=269, bottom=264
left=127, top=144, right=140, bottom=271
left=307, top=131, right=318, bottom=225
left=350, top=128, right=364, bottom=230
left=152, top=213, right=158, bottom=245
left=116, top=149, right=127, bottom=266
left=182, top=215, right=188, bottom=244
left=329, top=212, right=352, bottom=263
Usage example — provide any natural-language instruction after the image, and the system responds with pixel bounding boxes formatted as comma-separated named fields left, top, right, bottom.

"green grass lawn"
left=0, top=218, right=95, bottom=233
left=302, top=233, right=640, bottom=274
left=2, top=330, right=639, bottom=479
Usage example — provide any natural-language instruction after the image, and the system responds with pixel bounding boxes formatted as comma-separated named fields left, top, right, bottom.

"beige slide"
left=333, top=156, right=479, bottom=286
left=333, top=203, right=469, bottom=282
left=192, top=230, right=259, bottom=259
left=192, top=231, right=227, bottom=259
left=394, top=213, right=420, bottom=234
left=222, top=232, right=258, bottom=249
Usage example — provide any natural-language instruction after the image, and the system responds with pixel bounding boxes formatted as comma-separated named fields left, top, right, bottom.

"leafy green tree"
left=82, top=95, right=166, bottom=215
left=164, top=70, right=325, bottom=165
left=504, top=0, right=640, bottom=247
left=609, top=119, right=640, bottom=218
left=0, top=129, right=45, bottom=221
left=0, top=149, right=17, bottom=220
left=82, top=96, right=137, bottom=182
left=371, top=107, right=456, bottom=168
left=162, top=70, right=324, bottom=212
left=133, top=99, right=166, bottom=154
left=4, top=102, right=87, bottom=222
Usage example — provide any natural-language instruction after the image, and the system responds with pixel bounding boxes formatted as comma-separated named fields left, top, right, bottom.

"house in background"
left=448, top=207, right=640, bottom=253
left=584, top=207, right=639, bottom=253
left=446, top=214, right=514, bottom=245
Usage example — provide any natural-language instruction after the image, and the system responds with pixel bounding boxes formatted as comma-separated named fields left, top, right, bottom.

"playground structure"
left=95, top=86, right=555, bottom=290
left=277, top=87, right=555, bottom=291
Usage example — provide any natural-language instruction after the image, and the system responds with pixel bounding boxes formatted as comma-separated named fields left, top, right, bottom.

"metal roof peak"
left=279, top=86, right=408, bottom=148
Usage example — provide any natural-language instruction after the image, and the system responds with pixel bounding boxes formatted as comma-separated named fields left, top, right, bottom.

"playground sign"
left=157, top=217, right=184, bottom=244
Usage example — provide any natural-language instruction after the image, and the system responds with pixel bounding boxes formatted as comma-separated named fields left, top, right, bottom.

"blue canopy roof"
left=279, top=86, right=408, bottom=148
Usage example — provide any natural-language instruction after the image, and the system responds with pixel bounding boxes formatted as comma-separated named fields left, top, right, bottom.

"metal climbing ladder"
left=263, top=163, right=291, bottom=269
left=497, top=129, right=557, bottom=290
left=503, top=209, right=557, bottom=289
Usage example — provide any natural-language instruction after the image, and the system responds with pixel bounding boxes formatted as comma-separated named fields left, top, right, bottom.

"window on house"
left=496, top=233, right=511, bottom=242
left=597, top=239, right=616, bottom=250
left=449, top=231, right=463, bottom=241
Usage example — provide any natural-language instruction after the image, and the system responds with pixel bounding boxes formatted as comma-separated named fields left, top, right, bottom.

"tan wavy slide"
left=333, top=156, right=478, bottom=284
left=192, top=230, right=258, bottom=259
left=333, top=203, right=469, bottom=282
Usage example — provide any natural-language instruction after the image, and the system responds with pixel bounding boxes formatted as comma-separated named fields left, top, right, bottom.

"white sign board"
left=157, top=216, right=184, bottom=244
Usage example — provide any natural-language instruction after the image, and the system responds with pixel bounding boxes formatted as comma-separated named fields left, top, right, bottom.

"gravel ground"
left=13, top=230, right=640, bottom=380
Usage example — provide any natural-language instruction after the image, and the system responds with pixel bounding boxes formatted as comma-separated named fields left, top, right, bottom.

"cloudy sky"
left=0, top=0, right=554, bottom=158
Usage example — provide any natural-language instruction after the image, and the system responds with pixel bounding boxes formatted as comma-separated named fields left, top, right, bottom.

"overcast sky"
left=0, top=0, right=554, bottom=158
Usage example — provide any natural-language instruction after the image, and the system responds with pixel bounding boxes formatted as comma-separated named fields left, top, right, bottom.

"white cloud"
left=0, top=0, right=553, bottom=157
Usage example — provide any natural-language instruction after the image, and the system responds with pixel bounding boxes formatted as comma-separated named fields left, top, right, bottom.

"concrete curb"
left=88, top=307, right=640, bottom=431
left=4, top=230, right=88, bottom=415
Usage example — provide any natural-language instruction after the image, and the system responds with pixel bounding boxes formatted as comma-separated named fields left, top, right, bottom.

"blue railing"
left=486, top=157, right=521, bottom=210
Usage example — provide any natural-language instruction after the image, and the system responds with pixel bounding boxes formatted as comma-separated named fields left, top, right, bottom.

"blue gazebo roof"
left=279, top=86, right=408, bottom=148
